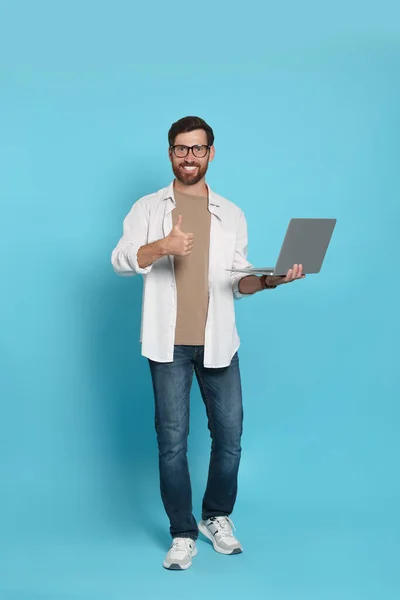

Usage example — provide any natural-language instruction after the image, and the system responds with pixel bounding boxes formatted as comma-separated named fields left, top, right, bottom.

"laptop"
left=229, top=218, right=336, bottom=276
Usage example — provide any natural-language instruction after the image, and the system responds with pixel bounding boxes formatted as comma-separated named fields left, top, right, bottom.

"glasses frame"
left=170, top=144, right=211, bottom=158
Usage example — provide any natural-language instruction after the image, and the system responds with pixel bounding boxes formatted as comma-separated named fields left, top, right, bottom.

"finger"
left=297, top=264, right=303, bottom=279
left=185, top=239, right=195, bottom=250
left=285, top=269, right=293, bottom=281
left=292, top=264, right=299, bottom=279
left=186, top=233, right=195, bottom=241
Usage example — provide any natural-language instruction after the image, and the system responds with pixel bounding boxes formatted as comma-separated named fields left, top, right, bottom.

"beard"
left=172, top=160, right=209, bottom=186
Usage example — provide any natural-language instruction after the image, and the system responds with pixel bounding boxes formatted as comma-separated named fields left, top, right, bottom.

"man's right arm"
left=111, top=200, right=155, bottom=276
left=111, top=202, right=193, bottom=276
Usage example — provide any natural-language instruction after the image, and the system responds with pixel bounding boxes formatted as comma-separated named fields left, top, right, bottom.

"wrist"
left=260, top=275, right=277, bottom=290
left=158, top=237, right=170, bottom=257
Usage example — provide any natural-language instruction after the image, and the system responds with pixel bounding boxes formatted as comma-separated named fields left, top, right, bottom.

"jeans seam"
left=194, top=365, right=213, bottom=428
left=186, top=363, right=195, bottom=438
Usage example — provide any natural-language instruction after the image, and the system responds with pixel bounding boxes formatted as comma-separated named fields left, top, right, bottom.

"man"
left=111, top=116, right=304, bottom=570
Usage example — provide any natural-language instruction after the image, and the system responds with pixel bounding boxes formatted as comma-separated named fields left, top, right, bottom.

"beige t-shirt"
left=172, top=190, right=211, bottom=345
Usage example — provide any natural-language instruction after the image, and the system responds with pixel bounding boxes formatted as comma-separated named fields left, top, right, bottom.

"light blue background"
left=1, top=1, right=399, bottom=598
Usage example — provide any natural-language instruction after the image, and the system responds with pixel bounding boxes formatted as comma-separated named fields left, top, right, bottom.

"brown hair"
left=168, top=116, right=214, bottom=147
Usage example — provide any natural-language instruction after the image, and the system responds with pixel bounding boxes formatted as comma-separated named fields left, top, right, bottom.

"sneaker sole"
left=163, top=546, right=198, bottom=570
left=198, top=522, right=243, bottom=555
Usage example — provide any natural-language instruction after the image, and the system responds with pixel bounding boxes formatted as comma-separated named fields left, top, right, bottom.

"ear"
left=168, top=146, right=173, bottom=162
left=209, top=145, right=216, bottom=163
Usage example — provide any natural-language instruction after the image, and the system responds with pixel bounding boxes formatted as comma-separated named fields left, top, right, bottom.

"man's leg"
left=193, top=349, right=243, bottom=520
left=148, top=345, right=198, bottom=540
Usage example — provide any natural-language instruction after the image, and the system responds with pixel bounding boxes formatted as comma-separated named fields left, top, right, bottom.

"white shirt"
left=111, top=181, right=253, bottom=368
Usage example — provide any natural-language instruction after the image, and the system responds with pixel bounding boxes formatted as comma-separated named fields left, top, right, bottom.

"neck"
left=173, top=177, right=208, bottom=197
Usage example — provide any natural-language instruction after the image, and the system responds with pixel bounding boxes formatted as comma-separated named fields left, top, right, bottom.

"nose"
left=183, top=148, right=200, bottom=163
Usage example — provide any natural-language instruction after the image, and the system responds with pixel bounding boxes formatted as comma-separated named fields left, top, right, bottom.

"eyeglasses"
left=170, top=144, right=210, bottom=158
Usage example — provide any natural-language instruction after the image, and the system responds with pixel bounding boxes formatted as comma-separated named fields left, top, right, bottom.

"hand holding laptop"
left=262, top=263, right=306, bottom=288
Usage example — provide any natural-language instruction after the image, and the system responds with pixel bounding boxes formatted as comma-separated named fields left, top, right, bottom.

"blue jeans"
left=148, top=345, right=243, bottom=540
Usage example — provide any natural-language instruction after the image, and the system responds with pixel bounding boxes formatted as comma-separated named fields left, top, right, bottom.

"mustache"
left=180, top=161, right=201, bottom=168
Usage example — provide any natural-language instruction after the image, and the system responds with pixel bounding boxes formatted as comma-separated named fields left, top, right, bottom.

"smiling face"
left=169, top=129, right=215, bottom=187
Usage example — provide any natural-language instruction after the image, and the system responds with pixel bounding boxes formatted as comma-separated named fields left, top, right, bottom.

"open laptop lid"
left=228, top=218, right=336, bottom=276
left=272, top=218, right=336, bottom=275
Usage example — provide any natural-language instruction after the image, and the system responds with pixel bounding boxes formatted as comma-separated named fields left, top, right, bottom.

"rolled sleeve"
left=112, top=243, right=153, bottom=276
left=232, top=275, right=250, bottom=299
left=111, top=199, right=153, bottom=276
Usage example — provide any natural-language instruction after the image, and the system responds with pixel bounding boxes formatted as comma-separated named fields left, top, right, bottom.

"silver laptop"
left=230, top=218, right=336, bottom=276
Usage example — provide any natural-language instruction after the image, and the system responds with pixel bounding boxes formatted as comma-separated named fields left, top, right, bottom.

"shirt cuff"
left=232, top=275, right=250, bottom=299
left=128, top=245, right=153, bottom=275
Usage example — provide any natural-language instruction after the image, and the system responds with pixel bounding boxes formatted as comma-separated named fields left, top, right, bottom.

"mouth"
left=181, top=164, right=199, bottom=173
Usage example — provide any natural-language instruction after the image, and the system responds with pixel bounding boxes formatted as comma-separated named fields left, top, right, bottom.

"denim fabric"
left=148, top=345, right=243, bottom=540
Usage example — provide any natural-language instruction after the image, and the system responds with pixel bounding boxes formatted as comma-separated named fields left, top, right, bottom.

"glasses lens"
left=192, top=145, right=208, bottom=158
left=174, top=145, right=188, bottom=157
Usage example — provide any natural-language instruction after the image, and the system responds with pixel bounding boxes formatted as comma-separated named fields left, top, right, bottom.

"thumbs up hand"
left=164, top=215, right=195, bottom=257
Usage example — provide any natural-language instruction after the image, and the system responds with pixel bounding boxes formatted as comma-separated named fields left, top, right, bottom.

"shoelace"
left=209, top=516, right=236, bottom=539
left=170, top=537, right=193, bottom=556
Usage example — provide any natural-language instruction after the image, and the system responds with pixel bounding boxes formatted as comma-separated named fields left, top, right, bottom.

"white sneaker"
left=163, top=537, right=198, bottom=570
left=198, top=516, right=243, bottom=555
